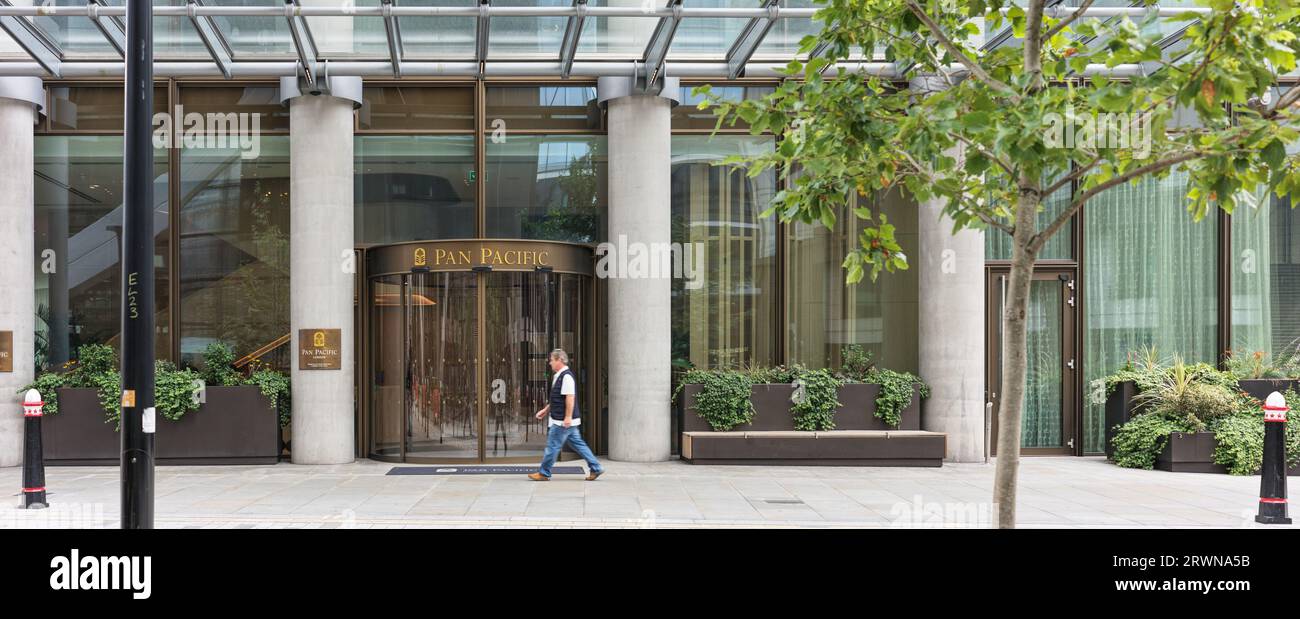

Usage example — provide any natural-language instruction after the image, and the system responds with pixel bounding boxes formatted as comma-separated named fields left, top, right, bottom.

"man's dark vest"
left=549, top=368, right=580, bottom=422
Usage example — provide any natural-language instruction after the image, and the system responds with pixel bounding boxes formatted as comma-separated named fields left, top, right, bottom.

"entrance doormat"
left=387, top=465, right=585, bottom=476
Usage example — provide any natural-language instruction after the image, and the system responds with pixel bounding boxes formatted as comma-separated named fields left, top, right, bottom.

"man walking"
left=529, top=349, right=603, bottom=481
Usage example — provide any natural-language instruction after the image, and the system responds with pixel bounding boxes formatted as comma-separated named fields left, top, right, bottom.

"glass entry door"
left=368, top=267, right=588, bottom=463
left=986, top=268, right=1078, bottom=455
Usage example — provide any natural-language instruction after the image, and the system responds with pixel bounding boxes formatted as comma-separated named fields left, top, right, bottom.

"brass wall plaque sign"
left=0, top=331, right=11, bottom=373
left=299, top=329, right=342, bottom=370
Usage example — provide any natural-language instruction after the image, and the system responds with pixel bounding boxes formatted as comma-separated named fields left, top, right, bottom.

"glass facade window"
left=399, top=0, right=478, bottom=58
left=985, top=183, right=1073, bottom=260
left=177, top=86, right=291, bottom=132
left=1232, top=191, right=1300, bottom=358
left=178, top=137, right=291, bottom=370
left=787, top=190, right=920, bottom=373
left=576, top=0, right=661, bottom=58
left=670, top=135, right=778, bottom=370
left=303, top=0, right=389, bottom=58
left=47, top=86, right=168, bottom=132
left=355, top=135, right=477, bottom=244
left=1083, top=170, right=1219, bottom=453
left=33, top=136, right=170, bottom=370
left=485, top=86, right=602, bottom=131
left=485, top=136, right=608, bottom=243
left=360, top=87, right=476, bottom=131
left=673, top=84, right=775, bottom=131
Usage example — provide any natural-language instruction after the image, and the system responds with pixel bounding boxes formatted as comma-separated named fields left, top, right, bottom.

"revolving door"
left=365, top=240, right=594, bottom=463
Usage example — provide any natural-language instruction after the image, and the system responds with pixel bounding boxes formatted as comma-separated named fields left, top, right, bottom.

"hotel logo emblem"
left=414, top=247, right=427, bottom=267
left=313, top=331, right=326, bottom=348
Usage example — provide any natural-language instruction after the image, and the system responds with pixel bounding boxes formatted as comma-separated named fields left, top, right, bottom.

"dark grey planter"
left=1153, top=431, right=1300, bottom=475
left=40, top=386, right=280, bottom=465
left=1238, top=379, right=1300, bottom=403
left=1104, top=380, right=1141, bottom=459
left=1155, top=432, right=1225, bottom=474
left=679, top=382, right=922, bottom=433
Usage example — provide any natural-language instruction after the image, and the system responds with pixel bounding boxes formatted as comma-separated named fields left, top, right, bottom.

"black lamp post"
left=119, top=0, right=155, bottom=530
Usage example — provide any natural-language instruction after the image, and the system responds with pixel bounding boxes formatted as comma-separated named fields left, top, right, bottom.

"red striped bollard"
left=21, top=389, right=47, bottom=509
left=1255, top=391, right=1290, bottom=525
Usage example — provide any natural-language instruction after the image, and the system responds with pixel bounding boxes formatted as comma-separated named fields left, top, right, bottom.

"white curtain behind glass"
left=1083, top=170, right=1219, bottom=453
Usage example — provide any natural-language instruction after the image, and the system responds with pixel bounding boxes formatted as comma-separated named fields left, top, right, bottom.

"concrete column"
left=0, top=77, right=42, bottom=467
left=284, top=76, right=361, bottom=464
left=913, top=74, right=986, bottom=463
left=599, top=77, right=678, bottom=462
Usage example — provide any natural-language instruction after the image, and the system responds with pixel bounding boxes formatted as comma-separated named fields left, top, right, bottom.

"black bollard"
left=21, top=389, right=47, bottom=509
left=1256, top=391, right=1290, bottom=525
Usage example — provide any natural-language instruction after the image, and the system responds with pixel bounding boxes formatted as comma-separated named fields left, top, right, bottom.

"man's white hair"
left=550, top=349, right=569, bottom=364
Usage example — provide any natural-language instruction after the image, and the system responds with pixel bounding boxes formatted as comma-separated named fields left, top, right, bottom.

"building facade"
left=0, top=4, right=1295, bottom=467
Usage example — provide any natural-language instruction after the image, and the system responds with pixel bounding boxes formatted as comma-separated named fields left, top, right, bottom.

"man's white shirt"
left=549, top=368, right=579, bottom=427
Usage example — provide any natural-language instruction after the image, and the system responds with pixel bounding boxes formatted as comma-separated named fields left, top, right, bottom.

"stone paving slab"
left=1, top=456, right=1294, bottom=529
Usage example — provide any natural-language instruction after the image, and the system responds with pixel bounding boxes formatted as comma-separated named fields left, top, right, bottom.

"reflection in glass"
left=371, top=275, right=404, bottom=458
left=484, top=87, right=601, bottom=131
left=673, top=84, right=774, bottom=130
left=33, top=136, right=170, bottom=370
left=405, top=271, right=478, bottom=459
left=486, top=136, right=607, bottom=242
left=48, top=86, right=168, bottom=132
left=179, top=138, right=291, bottom=371
left=787, top=190, right=919, bottom=373
left=670, top=135, right=778, bottom=370
left=179, top=86, right=290, bottom=131
left=485, top=272, right=585, bottom=459
left=360, top=87, right=475, bottom=131
left=356, top=136, right=477, bottom=244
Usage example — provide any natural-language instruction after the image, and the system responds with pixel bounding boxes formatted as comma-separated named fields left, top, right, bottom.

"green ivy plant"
left=1210, top=389, right=1300, bottom=475
left=1111, top=412, right=1197, bottom=471
left=864, top=368, right=931, bottom=429
left=101, top=361, right=200, bottom=428
left=680, top=369, right=755, bottom=431
left=21, top=341, right=292, bottom=429
left=790, top=367, right=842, bottom=431
left=833, top=345, right=930, bottom=429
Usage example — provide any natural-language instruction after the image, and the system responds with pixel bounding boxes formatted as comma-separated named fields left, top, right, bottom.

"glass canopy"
left=0, top=1, right=1205, bottom=79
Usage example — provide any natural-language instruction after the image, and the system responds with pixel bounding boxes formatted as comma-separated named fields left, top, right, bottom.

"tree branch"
left=1028, top=149, right=1207, bottom=254
left=1043, top=0, right=1096, bottom=41
left=904, top=0, right=1017, bottom=97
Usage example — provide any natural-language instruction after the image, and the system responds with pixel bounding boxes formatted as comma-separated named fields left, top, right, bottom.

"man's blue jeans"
left=538, top=424, right=602, bottom=478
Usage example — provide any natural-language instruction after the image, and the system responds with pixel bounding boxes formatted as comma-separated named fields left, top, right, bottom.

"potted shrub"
left=21, top=343, right=290, bottom=465
left=1225, top=347, right=1300, bottom=401
left=1107, top=356, right=1300, bottom=475
left=674, top=346, right=929, bottom=434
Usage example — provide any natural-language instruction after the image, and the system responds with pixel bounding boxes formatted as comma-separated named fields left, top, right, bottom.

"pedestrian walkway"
left=1, top=457, right=1289, bottom=529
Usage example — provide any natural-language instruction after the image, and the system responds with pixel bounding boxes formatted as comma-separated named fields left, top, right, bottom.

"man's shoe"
left=585, top=470, right=603, bottom=481
left=527, top=473, right=549, bottom=481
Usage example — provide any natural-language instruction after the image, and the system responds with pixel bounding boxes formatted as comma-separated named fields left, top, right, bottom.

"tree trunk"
left=993, top=193, right=1040, bottom=529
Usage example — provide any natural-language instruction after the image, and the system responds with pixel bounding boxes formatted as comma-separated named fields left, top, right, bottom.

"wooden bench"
left=681, top=430, right=946, bottom=467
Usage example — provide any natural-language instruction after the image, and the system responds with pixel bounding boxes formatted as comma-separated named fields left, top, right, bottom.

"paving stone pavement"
left=1, top=457, right=1292, bottom=529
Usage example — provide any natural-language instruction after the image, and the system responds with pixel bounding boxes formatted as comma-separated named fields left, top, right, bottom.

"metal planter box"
left=40, top=386, right=280, bottom=465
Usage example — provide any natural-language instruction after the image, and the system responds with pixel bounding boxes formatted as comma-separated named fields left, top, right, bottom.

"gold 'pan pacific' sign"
left=367, top=239, right=593, bottom=276
left=299, top=328, right=342, bottom=370
left=0, top=331, right=11, bottom=373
